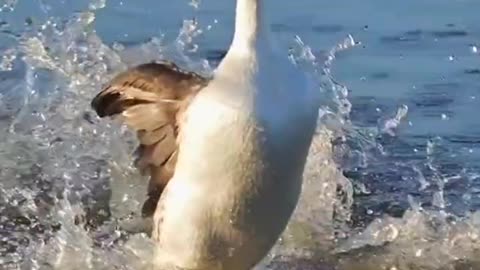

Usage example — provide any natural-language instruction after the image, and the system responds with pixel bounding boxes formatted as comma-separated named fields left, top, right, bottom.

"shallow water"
left=1, top=0, right=480, bottom=269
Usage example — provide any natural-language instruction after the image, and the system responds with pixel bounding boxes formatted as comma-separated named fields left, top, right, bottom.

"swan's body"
left=152, top=33, right=319, bottom=270
left=91, top=0, right=320, bottom=269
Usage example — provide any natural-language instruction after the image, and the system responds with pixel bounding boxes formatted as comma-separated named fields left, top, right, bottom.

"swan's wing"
left=91, top=61, right=210, bottom=217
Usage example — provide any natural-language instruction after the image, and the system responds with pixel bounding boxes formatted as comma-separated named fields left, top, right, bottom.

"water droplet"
left=189, top=0, right=201, bottom=9
left=0, top=0, right=17, bottom=12
left=432, top=191, right=445, bottom=209
left=25, top=17, right=33, bottom=26
left=89, top=0, right=106, bottom=10
left=0, top=48, right=16, bottom=71
left=471, top=45, right=478, bottom=54
left=416, top=249, right=423, bottom=257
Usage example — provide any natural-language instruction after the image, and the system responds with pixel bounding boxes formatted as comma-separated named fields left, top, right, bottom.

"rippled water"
left=1, top=0, right=480, bottom=269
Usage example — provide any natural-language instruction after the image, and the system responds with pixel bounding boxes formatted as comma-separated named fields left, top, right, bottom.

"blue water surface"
left=1, top=0, right=480, bottom=269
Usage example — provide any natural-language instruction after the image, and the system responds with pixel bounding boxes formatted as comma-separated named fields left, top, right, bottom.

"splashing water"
left=0, top=0, right=17, bottom=12
left=380, top=104, right=408, bottom=136
left=188, top=0, right=201, bottom=9
left=89, top=0, right=106, bottom=11
left=1, top=1, right=480, bottom=270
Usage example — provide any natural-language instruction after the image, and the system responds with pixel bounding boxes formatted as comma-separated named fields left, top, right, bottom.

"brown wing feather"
left=91, top=61, right=209, bottom=217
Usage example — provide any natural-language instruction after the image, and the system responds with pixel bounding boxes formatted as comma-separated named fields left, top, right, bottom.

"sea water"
left=1, top=0, right=480, bottom=269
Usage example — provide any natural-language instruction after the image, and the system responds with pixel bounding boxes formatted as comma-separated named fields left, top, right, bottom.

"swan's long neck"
left=230, top=0, right=268, bottom=54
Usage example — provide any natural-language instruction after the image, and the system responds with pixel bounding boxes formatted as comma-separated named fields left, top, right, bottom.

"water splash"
left=290, top=34, right=357, bottom=122
left=89, top=0, right=106, bottom=11
left=0, top=48, right=16, bottom=71
left=0, top=5, right=145, bottom=268
left=1, top=1, right=480, bottom=270
left=0, top=0, right=17, bottom=12
left=189, top=0, right=201, bottom=9
left=380, top=104, right=408, bottom=136
left=177, top=18, right=202, bottom=54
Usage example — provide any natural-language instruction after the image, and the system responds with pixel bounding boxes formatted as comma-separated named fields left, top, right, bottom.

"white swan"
left=91, top=0, right=320, bottom=269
